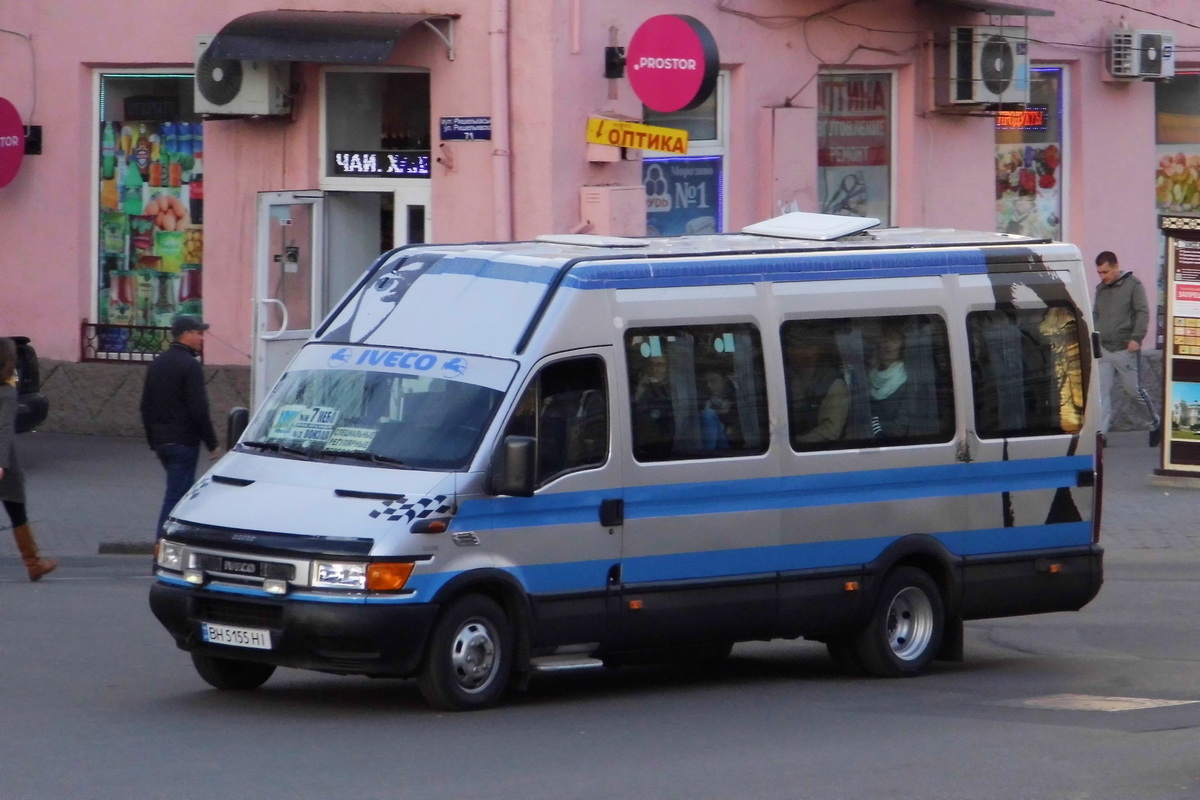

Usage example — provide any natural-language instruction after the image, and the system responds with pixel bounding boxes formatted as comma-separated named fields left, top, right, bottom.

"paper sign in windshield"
left=324, top=427, right=378, bottom=452
left=269, top=405, right=340, bottom=443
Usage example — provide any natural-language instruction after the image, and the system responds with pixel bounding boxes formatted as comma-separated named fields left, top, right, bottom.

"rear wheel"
left=854, top=567, right=943, bottom=677
left=191, top=653, right=276, bottom=690
left=418, top=595, right=513, bottom=711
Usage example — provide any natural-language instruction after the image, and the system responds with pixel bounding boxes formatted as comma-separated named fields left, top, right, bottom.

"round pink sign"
left=627, top=15, right=719, bottom=114
left=0, top=98, right=25, bottom=189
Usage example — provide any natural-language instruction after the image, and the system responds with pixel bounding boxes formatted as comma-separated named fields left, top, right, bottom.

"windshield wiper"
left=325, top=450, right=409, bottom=469
left=238, top=440, right=312, bottom=459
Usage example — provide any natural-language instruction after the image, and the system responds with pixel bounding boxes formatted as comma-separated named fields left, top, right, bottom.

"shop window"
left=642, top=73, right=727, bottom=236
left=1155, top=73, right=1200, bottom=347
left=325, top=71, right=431, bottom=179
left=817, top=72, right=894, bottom=225
left=782, top=315, right=954, bottom=452
left=93, top=74, right=204, bottom=358
left=625, top=324, right=768, bottom=462
left=967, top=306, right=1086, bottom=438
left=995, top=66, right=1063, bottom=239
left=503, top=358, right=609, bottom=486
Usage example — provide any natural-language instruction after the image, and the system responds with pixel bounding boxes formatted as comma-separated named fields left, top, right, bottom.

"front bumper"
left=149, top=580, right=438, bottom=677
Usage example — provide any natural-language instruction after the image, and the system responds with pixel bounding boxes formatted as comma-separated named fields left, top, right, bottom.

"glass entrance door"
left=253, top=191, right=324, bottom=408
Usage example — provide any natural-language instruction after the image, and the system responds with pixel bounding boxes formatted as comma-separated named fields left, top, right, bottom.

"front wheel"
left=191, top=653, right=276, bottom=690
left=854, top=567, right=944, bottom=677
left=418, top=595, right=513, bottom=711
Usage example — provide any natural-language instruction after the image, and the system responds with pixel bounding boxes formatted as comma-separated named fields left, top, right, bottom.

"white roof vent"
left=742, top=212, right=880, bottom=241
left=535, top=234, right=649, bottom=248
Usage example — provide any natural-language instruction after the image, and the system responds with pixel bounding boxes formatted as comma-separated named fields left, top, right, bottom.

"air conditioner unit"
left=936, top=26, right=1031, bottom=106
left=194, top=35, right=291, bottom=116
left=1109, top=30, right=1175, bottom=80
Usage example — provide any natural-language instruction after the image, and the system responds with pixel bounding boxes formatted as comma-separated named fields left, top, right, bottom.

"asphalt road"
left=0, top=431, right=1198, bottom=799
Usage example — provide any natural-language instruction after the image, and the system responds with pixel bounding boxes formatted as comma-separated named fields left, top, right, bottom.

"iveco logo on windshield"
left=356, top=349, right=439, bottom=371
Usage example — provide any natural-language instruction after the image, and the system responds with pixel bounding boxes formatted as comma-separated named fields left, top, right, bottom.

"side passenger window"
left=967, top=306, right=1086, bottom=438
left=503, top=357, right=608, bottom=485
left=625, top=324, right=769, bottom=462
left=782, top=315, right=955, bottom=451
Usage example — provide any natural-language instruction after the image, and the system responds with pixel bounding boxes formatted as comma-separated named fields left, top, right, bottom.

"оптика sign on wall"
left=0, top=98, right=26, bottom=189
left=626, top=15, right=719, bottom=113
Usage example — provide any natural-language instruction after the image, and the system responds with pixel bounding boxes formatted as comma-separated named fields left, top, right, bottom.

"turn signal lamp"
left=367, top=562, right=415, bottom=592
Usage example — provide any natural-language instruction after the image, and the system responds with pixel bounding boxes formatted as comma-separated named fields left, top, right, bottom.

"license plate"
left=200, top=622, right=272, bottom=650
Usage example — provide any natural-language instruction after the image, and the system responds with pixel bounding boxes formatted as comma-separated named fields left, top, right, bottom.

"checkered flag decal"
left=370, top=495, right=452, bottom=523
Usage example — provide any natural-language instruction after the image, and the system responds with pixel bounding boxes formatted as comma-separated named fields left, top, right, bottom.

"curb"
left=97, top=541, right=155, bottom=555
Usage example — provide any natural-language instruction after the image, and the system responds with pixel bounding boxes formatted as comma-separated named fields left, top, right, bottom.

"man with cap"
left=140, top=314, right=219, bottom=538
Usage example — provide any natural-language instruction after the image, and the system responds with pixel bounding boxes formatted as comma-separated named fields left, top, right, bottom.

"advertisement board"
left=1157, top=215, right=1200, bottom=474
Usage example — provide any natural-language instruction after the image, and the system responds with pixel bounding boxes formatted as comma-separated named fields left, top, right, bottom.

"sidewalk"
left=0, top=429, right=1196, bottom=558
left=0, top=432, right=162, bottom=557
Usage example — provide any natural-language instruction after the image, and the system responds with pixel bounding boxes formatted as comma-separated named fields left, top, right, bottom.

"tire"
left=191, top=653, right=276, bottom=691
left=825, top=636, right=866, bottom=676
left=418, top=595, right=513, bottom=711
left=853, top=567, right=944, bottom=677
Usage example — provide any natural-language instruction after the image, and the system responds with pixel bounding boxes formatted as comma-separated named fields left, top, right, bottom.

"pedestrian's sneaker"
left=1149, top=425, right=1163, bottom=448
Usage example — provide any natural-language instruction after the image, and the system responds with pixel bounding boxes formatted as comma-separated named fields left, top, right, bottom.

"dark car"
left=11, top=336, right=49, bottom=433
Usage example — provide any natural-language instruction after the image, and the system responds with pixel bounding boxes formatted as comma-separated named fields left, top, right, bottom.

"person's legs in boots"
left=4, top=500, right=56, bottom=581
left=155, top=444, right=199, bottom=538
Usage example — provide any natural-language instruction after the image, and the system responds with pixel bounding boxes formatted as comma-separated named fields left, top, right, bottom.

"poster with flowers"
left=995, top=142, right=1062, bottom=239
left=995, top=69, right=1063, bottom=240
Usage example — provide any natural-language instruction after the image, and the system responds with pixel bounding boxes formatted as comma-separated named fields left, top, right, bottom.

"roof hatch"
left=742, top=212, right=881, bottom=241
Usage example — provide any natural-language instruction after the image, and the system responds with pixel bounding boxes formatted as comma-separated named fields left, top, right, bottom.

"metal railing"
left=80, top=320, right=201, bottom=363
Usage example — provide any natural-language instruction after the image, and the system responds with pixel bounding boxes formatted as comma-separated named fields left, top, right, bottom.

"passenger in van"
left=868, top=328, right=910, bottom=439
left=785, top=330, right=849, bottom=446
left=631, top=354, right=675, bottom=460
left=700, top=369, right=735, bottom=450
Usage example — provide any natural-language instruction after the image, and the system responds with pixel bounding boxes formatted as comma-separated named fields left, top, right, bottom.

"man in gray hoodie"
left=1094, top=251, right=1161, bottom=446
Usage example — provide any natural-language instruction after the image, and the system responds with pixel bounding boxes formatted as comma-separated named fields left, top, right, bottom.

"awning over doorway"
left=917, top=0, right=1054, bottom=16
left=207, top=10, right=459, bottom=64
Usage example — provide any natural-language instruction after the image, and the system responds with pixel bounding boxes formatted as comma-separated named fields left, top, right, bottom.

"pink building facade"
left=0, top=0, right=1194, bottom=432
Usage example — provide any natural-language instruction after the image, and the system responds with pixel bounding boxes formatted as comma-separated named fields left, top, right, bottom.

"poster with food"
left=96, top=119, right=204, bottom=343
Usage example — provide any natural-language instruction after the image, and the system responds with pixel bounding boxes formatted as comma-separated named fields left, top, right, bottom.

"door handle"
left=260, top=298, right=289, bottom=340
left=599, top=498, right=624, bottom=528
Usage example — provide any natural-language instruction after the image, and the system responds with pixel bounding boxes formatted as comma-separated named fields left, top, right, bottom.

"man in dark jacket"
left=1094, top=251, right=1161, bottom=446
left=141, top=315, right=219, bottom=538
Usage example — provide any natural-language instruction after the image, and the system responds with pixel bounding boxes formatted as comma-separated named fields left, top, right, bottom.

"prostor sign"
left=626, top=15, right=719, bottom=114
left=0, top=98, right=26, bottom=189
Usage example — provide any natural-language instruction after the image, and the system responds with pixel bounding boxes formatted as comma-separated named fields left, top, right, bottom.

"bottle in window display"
left=179, top=264, right=202, bottom=317
left=121, top=155, right=144, bottom=216
left=101, top=122, right=116, bottom=180
left=189, top=155, right=203, bottom=224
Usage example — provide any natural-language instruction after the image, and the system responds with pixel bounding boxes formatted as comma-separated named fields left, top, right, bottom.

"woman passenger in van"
left=785, top=330, right=849, bottom=446
left=699, top=369, right=736, bottom=450
left=631, top=349, right=675, bottom=460
left=868, top=327, right=910, bottom=439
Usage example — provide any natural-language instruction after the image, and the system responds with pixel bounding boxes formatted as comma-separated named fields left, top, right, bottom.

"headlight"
left=156, top=540, right=184, bottom=571
left=313, top=561, right=367, bottom=590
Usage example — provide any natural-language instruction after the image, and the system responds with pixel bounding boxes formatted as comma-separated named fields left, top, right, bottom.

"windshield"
left=242, top=346, right=513, bottom=471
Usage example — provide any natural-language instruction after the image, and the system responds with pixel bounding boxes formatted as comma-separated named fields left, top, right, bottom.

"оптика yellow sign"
left=586, top=117, right=689, bottom=154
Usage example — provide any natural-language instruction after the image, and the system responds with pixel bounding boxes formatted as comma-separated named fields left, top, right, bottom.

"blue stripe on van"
left=453, top=455, right=1091, bottom=530
left=428, top=256, right=559, bottom=284
left=406, top=518, right=1092, bottom=598
left=560, top=248, right=992, bottom=290
left=159, top=518, right=1092, bottom=605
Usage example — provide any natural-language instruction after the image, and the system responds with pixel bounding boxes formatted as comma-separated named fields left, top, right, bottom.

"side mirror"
left=491, top=435, right=536, bottom=497
left=226, top=406, right=249, bottom=450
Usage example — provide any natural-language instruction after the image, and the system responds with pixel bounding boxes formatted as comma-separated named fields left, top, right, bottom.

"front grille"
left=194, top=553, right=296, bottom=581
left=195, top=598, right=283, bottom=628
